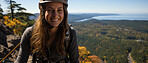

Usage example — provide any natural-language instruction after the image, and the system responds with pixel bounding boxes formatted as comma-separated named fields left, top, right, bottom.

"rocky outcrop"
left=0, top=22, right=21, bottom=62
left=0, top=22, right=33, bottom=63
left=0, top=22, right=13, bottom=47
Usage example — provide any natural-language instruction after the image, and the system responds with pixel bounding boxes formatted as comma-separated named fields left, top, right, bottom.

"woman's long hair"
left=30, top=3, right=68, bottom=57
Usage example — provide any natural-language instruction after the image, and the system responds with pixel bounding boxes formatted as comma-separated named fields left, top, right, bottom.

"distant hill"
left=29, top=13, right=39, bottom=20
left=30, top=13, right=119, bottom=22
left=68, top=13, right=119, bottom=22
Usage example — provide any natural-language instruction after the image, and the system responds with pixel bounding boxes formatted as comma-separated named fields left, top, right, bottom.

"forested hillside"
left=71, top=19, right=148, bottom=63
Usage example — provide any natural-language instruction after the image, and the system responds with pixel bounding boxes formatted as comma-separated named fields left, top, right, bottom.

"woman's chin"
left=50, top=24, right=59, bottom=27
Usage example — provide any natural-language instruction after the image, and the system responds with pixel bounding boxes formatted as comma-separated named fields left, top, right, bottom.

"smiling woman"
left=44, top=2, right=64, bottom=27
left=14, top=0, right=79, bottom=63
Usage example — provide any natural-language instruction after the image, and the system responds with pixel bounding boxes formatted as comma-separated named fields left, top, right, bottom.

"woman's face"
left=45, top=2, right=64, bottom=27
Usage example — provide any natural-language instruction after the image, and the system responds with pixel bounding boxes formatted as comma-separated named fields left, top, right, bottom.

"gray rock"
left=0, top=22, right=21, bottom=62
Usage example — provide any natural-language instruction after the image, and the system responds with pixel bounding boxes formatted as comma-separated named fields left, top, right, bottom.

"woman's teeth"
left=51, top=19, right=59, bottom=21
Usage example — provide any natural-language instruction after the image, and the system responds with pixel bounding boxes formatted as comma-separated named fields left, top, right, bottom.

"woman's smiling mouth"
left=51, top=19, right=59, bottom=22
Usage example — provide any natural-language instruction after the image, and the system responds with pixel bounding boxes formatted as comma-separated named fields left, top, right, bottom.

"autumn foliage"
left=2, top=16, right=26, bottom=35
left=88, top=55, right=102, bottom=63
left=78, top=46, right=102, bottom=63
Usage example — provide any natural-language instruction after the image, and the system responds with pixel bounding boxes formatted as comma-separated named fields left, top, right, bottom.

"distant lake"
left=76, top=13, right=148, bottom=22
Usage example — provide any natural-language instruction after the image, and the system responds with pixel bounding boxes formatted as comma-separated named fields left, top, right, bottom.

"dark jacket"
left=14, top=26, right=79, bottom=63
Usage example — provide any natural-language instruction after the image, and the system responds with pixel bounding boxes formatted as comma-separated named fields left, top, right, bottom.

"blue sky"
left=1, top=0, right=148, bottom=14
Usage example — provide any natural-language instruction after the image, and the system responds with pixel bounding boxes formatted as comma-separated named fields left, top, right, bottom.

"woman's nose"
left=52, top=11, right=58, bottom=17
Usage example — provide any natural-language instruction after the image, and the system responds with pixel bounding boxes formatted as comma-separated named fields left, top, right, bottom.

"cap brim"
left=39, top=1, right=67, bottom=5
left=39, top=1, right=52, bottom=3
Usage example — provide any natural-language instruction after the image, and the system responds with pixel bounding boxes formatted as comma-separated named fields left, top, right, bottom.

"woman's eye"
left=48, top=10, right=53, bottom=12
left=47, top=9, right=63, bottom=13
left=58, top=10, right=63, bottom=12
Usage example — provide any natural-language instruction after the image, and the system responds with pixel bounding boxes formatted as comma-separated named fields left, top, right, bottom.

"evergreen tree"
left=5, top=0, right=35, bottom=22
left=0, top=4, right=3, bottom=19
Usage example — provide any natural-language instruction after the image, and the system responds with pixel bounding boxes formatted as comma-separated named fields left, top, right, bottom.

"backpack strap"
left=65, top=24, right=74, bottom=52
left=65, top=24, right=75, bottom=63
left=65, top=26, right=70, bottom=50
left=32, top=52, right=36, bottom=63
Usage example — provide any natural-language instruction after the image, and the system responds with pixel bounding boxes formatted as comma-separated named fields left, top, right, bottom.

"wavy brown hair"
left=30, top=3, right=68, bottom=57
